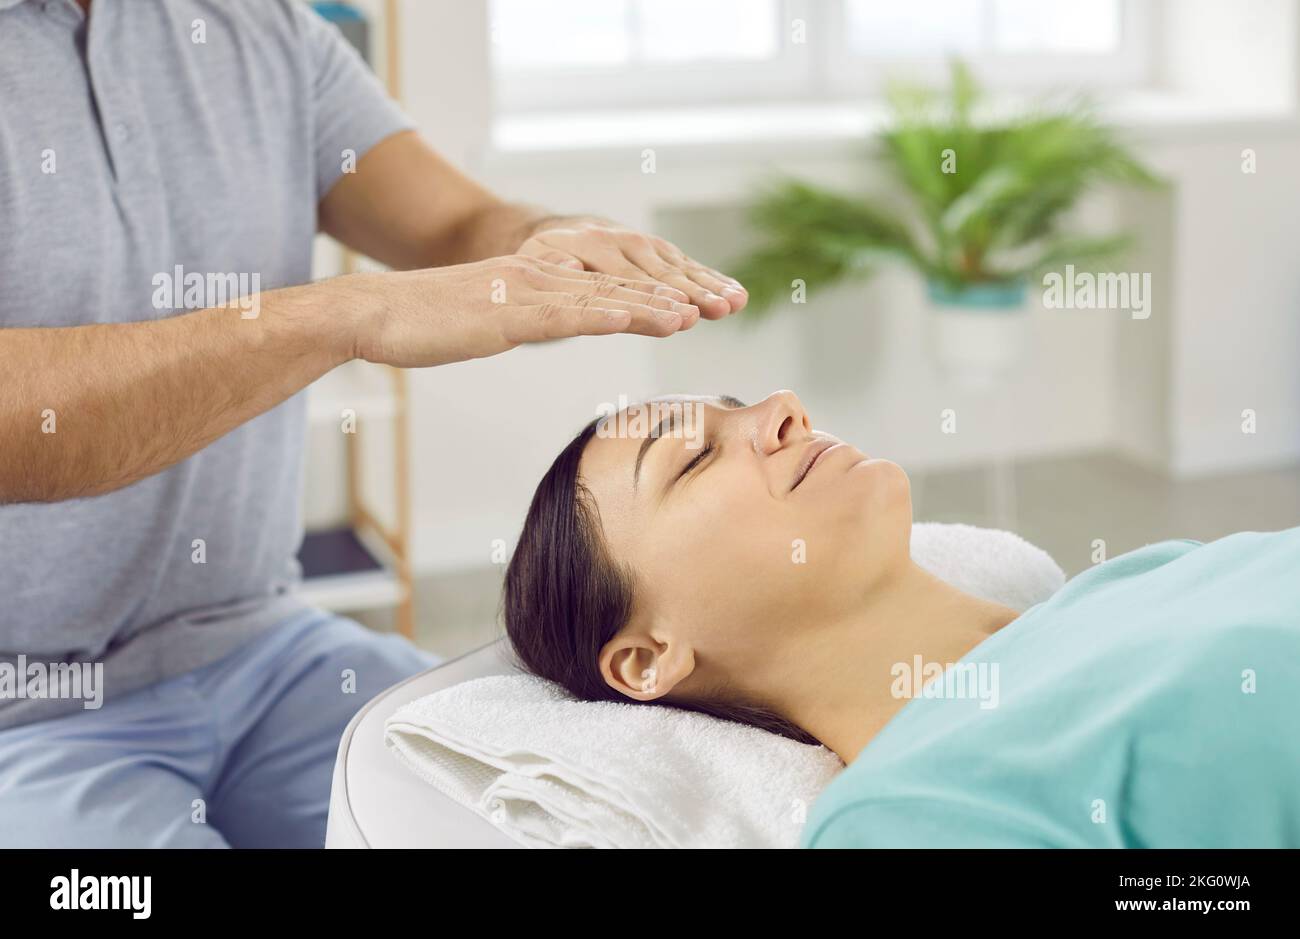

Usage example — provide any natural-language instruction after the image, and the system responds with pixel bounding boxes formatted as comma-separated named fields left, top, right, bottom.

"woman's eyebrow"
left=631, top=395, right=743, bottom=491
left=632, top=409, right=682, bottom=490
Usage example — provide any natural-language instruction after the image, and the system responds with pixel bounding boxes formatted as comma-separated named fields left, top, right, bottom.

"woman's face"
left=579, top=390, right=913, bottom=702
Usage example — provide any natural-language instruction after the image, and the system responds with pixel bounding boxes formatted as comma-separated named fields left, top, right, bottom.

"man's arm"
left=0, top=258, right=697, bottom=505
left=317, top=130, right=533, bottom=269
left=317, top=131, right=749, bottom=319
left=0, top=284, right=351, bottom=505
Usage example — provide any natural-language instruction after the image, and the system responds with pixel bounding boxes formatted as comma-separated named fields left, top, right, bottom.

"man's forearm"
left=315, top=132, right=625, bottom=271
left=0, top=282, right=361, bottom=505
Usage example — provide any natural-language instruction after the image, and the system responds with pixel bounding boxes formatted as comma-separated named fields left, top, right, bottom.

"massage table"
left=325, top=638, right=521, bottom=848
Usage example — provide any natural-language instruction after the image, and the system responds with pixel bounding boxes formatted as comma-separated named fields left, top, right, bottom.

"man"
left=0, top=0, right=747, bottom=847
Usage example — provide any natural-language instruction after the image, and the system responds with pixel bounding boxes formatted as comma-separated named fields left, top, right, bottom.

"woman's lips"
left=790, top=439, right=838, bottom=491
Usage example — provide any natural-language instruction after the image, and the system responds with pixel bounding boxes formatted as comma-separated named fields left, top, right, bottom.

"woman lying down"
left=503, top=391, right=1300, bottom=848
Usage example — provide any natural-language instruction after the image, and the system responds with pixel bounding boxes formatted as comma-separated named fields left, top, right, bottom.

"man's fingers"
left=520, top=240, right=747, bottom=317
left=539, top=248, right=662, bottom=293
left=674, top=264, right=748, bottom=314
left=575, top=244, right=725, bottom=316
left=533, top=289, right=697, bottom=335
left=644, top=241, right=749, bottom=314
left=535, top=282, right=701, bottom=319
left=527, top=258, right=691, bottom=302
left=531, top=250, right=585, bottom=270
left=618, top=242, right=735, bottom=319
left=503, top=303, right=633, bottom=343
left=682, top=263, right=748, bottom=314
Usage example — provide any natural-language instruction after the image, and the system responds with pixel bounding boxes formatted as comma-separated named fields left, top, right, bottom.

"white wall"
left=1159, top=134, right=1300, bottom=475
left=337, top=0, right=1300, bottom=573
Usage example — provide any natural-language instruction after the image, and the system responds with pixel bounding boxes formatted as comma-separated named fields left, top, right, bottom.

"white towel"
left=386, top=674, right=841, bottom=848
left=385, top=523, right=1065, bottom=849
left=909, top=521, right=1065, bottom=613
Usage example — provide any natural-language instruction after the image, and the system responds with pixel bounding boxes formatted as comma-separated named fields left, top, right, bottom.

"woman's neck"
left=773, top=561, right=1020, bottom=763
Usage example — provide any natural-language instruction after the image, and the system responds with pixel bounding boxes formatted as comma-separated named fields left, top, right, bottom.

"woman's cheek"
left=679, top=480, right=748, bottom=524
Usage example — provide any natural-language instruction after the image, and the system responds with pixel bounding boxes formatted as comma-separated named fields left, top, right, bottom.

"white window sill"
left=485, top=90, right=1300, bottom=168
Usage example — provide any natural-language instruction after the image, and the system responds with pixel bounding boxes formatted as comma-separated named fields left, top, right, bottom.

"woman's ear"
left=599, top=628, right=695, bottom=702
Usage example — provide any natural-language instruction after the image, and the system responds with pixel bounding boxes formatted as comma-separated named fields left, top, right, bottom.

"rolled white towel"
left=385, top=523, right=1065, bottom=849
left=910, top=521, right=1064, bottom=614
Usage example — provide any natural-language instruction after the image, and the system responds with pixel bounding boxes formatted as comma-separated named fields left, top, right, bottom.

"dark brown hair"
left=503, top=416, right=818, bottom=745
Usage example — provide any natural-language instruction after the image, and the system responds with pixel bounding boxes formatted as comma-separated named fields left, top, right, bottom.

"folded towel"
left=385, top=523, right=1065, bottom=849
left=387, top=674, right=841, bottom=848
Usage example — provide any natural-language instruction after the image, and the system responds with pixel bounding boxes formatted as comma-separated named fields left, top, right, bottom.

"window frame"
left=490, top=0, right=1154, bottom=115
left=820, top=0, right=1153, bottom=97
left=491, top=0, right=812, bottom=113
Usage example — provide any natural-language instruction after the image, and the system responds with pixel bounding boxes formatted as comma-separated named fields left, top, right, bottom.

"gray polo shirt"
left=0, top=0, right=413, bottom=729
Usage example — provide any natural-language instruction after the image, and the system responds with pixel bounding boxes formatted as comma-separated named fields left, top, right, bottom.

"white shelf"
left=297, top=568, right=406, bottom=613
left=296, top=523, right=406, bottom=614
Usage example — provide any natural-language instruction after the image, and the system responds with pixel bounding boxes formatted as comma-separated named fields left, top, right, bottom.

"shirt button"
left=111, top=122, right=130, bottom=143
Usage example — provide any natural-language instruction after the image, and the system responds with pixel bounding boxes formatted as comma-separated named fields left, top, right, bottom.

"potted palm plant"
left=732, top=62, right=1163, bottom=388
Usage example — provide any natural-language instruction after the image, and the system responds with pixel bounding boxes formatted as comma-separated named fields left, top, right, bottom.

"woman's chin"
left=849, top=455, right=908, bottom=487
left=851, top=458, right=912, bottom=521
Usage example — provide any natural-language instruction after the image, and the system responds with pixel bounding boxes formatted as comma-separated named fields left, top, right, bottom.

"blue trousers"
left=0, top=608, right=437, bottom=848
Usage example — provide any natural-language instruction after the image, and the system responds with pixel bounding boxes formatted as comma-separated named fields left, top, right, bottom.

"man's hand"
left=517, top=219, right=748, bottom=320
left=318, top=133, right=749, bottom=319
left=346, top=254, right=701, bottom=369
left=0, top=254, right=699, bottom=504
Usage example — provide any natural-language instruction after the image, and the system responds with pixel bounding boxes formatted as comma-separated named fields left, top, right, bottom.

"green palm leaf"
left=733, top=60, right=1165, bottom=317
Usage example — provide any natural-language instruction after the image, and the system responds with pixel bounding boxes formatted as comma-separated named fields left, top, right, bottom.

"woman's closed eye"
left=675, top=442, right=716, bottom=484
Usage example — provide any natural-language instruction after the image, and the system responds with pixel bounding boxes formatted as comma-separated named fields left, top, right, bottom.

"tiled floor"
left=360, top=450, right=1300, bottom=658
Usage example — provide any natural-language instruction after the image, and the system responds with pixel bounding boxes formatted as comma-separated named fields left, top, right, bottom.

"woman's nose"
left=754, top=390, right=811, bottom=455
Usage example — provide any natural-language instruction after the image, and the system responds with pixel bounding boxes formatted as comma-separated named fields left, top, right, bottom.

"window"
left=490, top=0, right=802, bottom=112
left=826, top=0, right=1146, bottom=95
left=491, top=0, right=782, bottom=68
left=490, top=0, right=1150, bottom=113
left=843, top=0, right=1123, bottom=56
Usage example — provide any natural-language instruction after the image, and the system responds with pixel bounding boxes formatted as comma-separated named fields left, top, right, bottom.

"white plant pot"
left=926, top=281, right=1030, bottom=391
